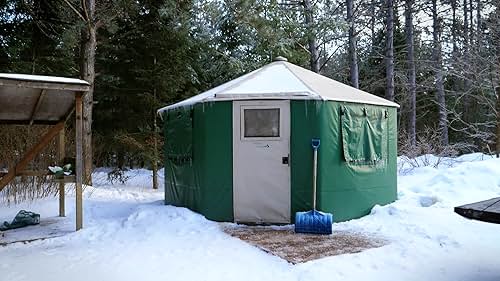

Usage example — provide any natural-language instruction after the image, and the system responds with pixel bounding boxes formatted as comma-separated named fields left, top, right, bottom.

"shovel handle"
left=311, top=138, right=320, bottom=210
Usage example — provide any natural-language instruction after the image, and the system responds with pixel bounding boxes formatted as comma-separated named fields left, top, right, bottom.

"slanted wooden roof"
left=0, top=73, right=90, bottom=125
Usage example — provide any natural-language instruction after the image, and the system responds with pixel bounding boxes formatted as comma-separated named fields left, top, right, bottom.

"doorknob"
left=282, top=156, right=289, bottom=165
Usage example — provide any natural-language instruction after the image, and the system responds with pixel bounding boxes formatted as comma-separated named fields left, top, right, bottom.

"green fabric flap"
left=165, top=109, right=193, bottom=161
left=341, top=105, right=386, bottom=165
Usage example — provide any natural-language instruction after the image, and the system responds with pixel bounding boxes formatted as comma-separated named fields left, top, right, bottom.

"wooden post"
left=75, top=93, right=84, bottom=230
left=58, top=129, right=66, bottom=217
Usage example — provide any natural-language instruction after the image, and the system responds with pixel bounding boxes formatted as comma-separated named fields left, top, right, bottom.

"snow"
left=157, top=62, right=316, bottom=113
left=1, top=154, right=500, bottom=281
left=0, top=73, right=89, bottom=85
left=223, top=64, right=312, bottom=95
left=157, top=61, right=397, bottom=114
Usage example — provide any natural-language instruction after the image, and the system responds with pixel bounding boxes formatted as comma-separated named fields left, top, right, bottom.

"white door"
left=233, top=100, right=291, bottom=223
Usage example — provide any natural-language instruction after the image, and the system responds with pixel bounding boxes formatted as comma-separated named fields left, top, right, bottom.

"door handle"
left=282, top=156, right=289, bottom=165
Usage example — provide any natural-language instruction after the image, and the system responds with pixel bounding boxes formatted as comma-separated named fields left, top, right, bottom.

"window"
left=243, top=108, right=280, bottom=137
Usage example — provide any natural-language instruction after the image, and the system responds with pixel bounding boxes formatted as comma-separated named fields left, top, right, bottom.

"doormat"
left=222, top=225, right=386, bottom=264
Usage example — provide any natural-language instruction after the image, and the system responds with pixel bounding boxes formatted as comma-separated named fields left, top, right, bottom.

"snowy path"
left=1, top=155, right=500, bottom=281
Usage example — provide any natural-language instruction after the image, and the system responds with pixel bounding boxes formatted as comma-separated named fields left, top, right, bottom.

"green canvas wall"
left=164, top=102, right=233, bottom=221
left=163, top=100, right=397, bottom=223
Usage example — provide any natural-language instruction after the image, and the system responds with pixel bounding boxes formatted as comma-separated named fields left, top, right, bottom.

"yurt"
left=158, top=57, right=399, bottom=224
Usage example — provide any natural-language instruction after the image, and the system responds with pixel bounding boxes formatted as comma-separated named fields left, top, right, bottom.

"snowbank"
left=1, top=154, right=499, bottom=281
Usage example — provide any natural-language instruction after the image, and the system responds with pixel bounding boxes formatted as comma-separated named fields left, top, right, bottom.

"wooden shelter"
left=0, top=73, right=90, bottom=231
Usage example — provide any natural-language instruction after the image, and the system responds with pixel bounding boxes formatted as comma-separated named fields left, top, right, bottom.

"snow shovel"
left=294, top=138, right=333, bottom=235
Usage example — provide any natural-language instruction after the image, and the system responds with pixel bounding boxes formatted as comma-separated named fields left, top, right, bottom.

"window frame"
left=240, top=105, right=282, bottom=141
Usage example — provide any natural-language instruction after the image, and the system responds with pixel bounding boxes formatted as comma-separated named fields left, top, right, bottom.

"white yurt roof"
left=158, top=59, right=399, bottom=113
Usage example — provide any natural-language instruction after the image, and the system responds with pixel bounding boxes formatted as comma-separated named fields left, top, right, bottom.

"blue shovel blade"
left=295, top=210, right=333, bottom=235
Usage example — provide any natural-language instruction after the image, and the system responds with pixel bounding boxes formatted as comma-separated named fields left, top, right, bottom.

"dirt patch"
left=222, top=225, right=386, bottom=264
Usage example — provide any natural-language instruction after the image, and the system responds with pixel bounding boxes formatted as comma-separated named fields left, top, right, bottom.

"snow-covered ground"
left=1, top=154, right=500, bottom=281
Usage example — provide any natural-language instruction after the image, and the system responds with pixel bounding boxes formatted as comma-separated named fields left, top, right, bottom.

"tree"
left=405, top=0, right=416, bottom=146
left=303, top=0, right=320, bottom=73
left=431, top=0, right=448, bottom=146
left=79, top=0, right=96, bottom=184
left=347, top=0, right=359, bottom=88
left=60, top=0, right=98, bottom=183
left=385, top=0, right=395, bottom=101
left=493, top=1, right=500, bottom=156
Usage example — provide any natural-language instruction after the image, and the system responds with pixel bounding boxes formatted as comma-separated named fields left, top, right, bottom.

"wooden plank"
left=29, top=89, right=47, bottom=125
left=75, top=92, right=83, bottom=231
left=0, top=170, right=49, bottom=177
left=456, top=197, right=500, bottom=210
left=58, top=129, right=66, bottom=217
left=0, top=121, right=65, bottom=192
left=0, top=78, right=90, bottom=92
left=0, top=120, right=61, bottom=125
left=53, top=175, right=75, bottom=183
left=454, top=197, right=500, bottom=224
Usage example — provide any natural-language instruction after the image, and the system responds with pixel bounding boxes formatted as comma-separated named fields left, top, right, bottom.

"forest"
left=1, top=0, right=500, bottom=178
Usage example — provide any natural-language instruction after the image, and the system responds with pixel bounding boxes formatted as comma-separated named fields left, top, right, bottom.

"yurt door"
left=233, top=100, right=291, bottom=223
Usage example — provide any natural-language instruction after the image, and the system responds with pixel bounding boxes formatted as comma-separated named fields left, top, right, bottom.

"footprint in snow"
left=419, top=195, right=440, bottom=207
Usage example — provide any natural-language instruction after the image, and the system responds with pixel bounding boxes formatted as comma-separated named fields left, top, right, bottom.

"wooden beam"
left=58, top=129, right=66, bottom=217
left=64, top=106, right=76, bottom=123
left=29, top=89, right=47, bottom=125
left=0, top=120, right=61, bottom=125
left=0, top=170, right=50, bottom=177
left=75, top=92, right=83, bottom=231
left=0, top=121, right=65, bottom=192
left=0, top=78, right=90, bottom=92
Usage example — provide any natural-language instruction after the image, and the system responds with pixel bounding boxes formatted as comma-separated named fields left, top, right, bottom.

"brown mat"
left=223, top=225, right=386, bottom=264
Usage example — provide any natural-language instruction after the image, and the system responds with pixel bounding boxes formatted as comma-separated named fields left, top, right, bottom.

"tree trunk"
left=469, top=0, right=474, bottom=46
left=405, top=0, right=416, bottom=147
left=152, top=115, right=159, bottom=189
left=347, top=0, right=359, bottom=88
left=462, top=0, right=472, bottom=117
left=152, top=56, right=158, bottom=190
left=370, top=0, right=376, bottom=48
left=303, top=0, right=320, bottom=73
left=80, top=0, right=96, bottom=185
left=432, top=0, right=448, bottom=146
left=496, top=87, right=500, bottom=157
left=451, top=0, right=457, bottom=55
left=463, top=0, right=469, bottom=56
left=495, top=2, right=500, bottom=157
left=385, top=0, right=395, bottom=101
left=476, top=0, right=481, bottom=50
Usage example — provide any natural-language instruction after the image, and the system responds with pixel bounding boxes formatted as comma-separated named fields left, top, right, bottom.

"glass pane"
left=244, top=108, right=280, bottom=137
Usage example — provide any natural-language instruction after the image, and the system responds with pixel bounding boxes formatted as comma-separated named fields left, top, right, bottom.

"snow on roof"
left=0, top=73, right=90, bottom=85
left=158, top=61, right=399, bottom=113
